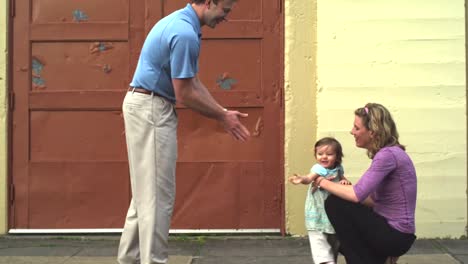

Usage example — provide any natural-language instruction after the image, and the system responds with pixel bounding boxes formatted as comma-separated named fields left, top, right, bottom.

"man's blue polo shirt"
left=130, top=4, right=201, bottom=104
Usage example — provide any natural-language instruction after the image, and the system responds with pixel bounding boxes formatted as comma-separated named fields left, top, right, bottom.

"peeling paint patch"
left=32, top=58, right=43, bottom=75
left=99, top=43, right=107, bottom=51
left=216, top=72, right=237, bottom=90
left=253, top=117, right=264, bottom=137
left=90, top=42, right=114, bottom=54
left=103, top=64, right=112, bottom=74
left=73, top=9, right=89, bottom=22
left=32, top=58, right=46, bottom=89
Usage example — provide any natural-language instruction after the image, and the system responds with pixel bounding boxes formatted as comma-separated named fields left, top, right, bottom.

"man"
left=117, top=1, right=249, bottom=264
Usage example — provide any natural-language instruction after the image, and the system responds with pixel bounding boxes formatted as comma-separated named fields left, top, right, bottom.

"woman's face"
left=351, top=115, right=373, bottom=149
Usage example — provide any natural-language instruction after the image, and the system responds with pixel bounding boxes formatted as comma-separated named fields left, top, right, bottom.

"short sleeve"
left=353, top=149, right=397, bottom=202
left=169, top=31, right=199, bottom=79
left=311, top=164, right=328, bottom=176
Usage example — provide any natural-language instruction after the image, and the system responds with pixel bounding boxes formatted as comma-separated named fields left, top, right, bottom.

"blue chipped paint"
left=73, top=9, right=89, bottom=22
left=32, top=59, right=43, bottom=75
left=98, top=43, right=107, bottom=51
left=32, top=58, right=46, bottom=87
left=32, top=77, right=46, bottom=86
left=216, top=75, right=237, bottom=90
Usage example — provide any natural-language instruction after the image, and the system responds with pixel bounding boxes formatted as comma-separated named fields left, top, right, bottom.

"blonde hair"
left=354, top=103, right=405, bottom=158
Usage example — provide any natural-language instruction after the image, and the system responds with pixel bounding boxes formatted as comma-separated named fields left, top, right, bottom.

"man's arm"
left=173, top=76, right=224, bottom=118
left=172, top=76, right=250, bottom=141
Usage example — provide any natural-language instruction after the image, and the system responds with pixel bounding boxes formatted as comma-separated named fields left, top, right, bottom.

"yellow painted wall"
left=286, top=0, right=467, bottom=238
left=0, top=0, right=465, bottom=238
left=0, top=0, right=8, bottom=233
left=284, top=0, right=317, bottom=235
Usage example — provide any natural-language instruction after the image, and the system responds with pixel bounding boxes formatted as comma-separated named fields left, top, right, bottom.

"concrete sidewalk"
left=0, top=235, right=465, bottom=264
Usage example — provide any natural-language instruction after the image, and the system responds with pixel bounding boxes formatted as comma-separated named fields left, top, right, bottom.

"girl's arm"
left=318, top=149, right=397, bottom=203
left=288, top=172, right=319, bottom=185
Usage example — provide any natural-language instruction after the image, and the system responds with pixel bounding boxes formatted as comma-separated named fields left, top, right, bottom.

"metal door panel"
left=31, top=0, right=129, bottom=41
left=30, top=111, right=126, bottom=161
left=177, top=109, right=264, bottom=161
left=171, top=0, right=283, bottom=229
left=172, top=162, right=279, bottom=229
left=32, top=42, right=129, bottom=91
left=163, top=0, right=261, bottom=21
left=11, top=0, right=283, bottom=231
left=198, top=39, right=262, bottom=93
left=164, top=1, right=263, bottom=39
left=32, top=0, right=129, bottom=23
left=29, top=162, right=129, bottom=228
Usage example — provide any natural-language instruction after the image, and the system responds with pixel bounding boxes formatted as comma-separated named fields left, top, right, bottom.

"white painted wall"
left=316, top=0, right=466, bottom=238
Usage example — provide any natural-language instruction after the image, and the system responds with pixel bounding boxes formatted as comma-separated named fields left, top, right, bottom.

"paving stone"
left=455, top=255, right=468, bottom=264
left=192, top=254, right=460, bottom=264
left=0, top=236, right=464, bottom=264
left=200, top=238, right=310, bottom=257
left=437, top=240, right=468, bottom=255
left=0, top=256, right=192, bottom=264
left=397, top=254, right=460, bottom=264
left=193, top=256, right=315, bottom=264
left=406, top=239, right=444, bottom=255
left=0, top=246, right=81, bottom=256
left=74, top=246, right=118, bottom=256
left=65, top=256, right=192, bottom=264
left=0, top=256, right=68, bottom=264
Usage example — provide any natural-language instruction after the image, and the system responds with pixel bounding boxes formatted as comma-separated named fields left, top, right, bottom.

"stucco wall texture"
left=315, top=0, right=467, bottom=238
left=0, top=0, right=466, bottom=238
left=285, top=0, right=467, bottom=238
left=284, top=0, right=318, bottom=236
left=0, top=0, right=8, bottom=233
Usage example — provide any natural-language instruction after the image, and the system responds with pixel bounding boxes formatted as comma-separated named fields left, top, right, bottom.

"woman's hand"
left=311, top=182, right=320, bottom=193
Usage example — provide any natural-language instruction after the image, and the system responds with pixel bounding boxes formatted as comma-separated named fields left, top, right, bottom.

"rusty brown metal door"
left=10, top=0, right=283, bottom=230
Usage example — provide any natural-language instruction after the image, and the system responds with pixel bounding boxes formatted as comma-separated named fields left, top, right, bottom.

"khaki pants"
left=118, top=91, right=178, bottom=264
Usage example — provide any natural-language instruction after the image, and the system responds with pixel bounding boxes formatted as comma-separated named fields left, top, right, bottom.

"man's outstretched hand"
left=221, top=110, right=250, bottom=141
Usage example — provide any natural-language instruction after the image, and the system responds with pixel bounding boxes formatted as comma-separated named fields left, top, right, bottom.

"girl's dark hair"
left=354, top=103, right=405, bottom=158
left=314, top=137, right=344, bottom=166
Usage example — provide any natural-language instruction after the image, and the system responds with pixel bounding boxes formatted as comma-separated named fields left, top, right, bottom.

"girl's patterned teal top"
left=305, top=164, right=344, bottom=233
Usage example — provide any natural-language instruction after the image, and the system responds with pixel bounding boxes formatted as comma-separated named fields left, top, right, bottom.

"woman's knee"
left=325, top=195, right=341, bottom=218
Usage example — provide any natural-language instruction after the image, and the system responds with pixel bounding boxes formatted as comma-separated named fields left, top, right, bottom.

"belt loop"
left=131, top=87, right=135, bottom=94
left=151, top=91, right=154, bottom=98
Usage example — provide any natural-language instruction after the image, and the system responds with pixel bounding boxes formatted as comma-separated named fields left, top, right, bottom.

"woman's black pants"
left=325, top=195, right=416, bottom=264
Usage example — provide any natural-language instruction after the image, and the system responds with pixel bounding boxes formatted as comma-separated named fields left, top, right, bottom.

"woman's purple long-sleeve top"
left=353, top=146, right=417, bottom=234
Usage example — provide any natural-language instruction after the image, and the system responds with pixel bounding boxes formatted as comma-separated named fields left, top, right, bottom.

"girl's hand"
left=339, top=179, right=352, bottom=185
left=288, top=174, right=303, bottom=185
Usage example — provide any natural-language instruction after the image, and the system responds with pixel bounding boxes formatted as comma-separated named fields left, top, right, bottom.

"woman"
left=312, top=103, right=417, bottom=264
